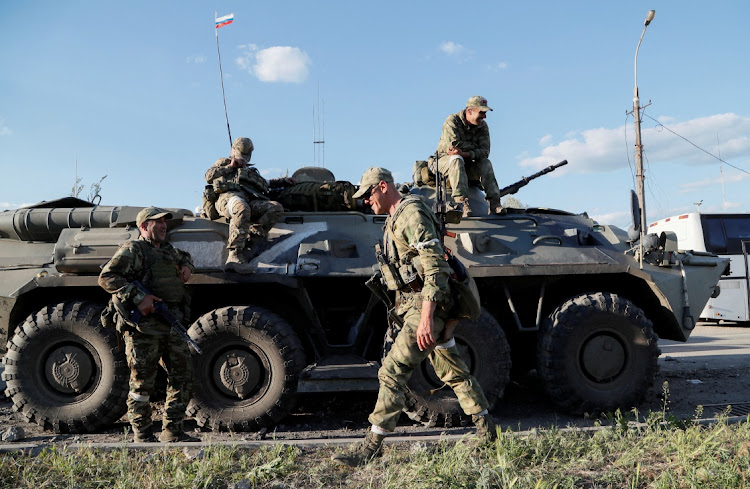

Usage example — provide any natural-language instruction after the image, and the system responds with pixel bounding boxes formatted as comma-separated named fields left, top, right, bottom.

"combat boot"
left=488, top=197, right=504, bottom=215
left=225, top=248, right=248, bottom=269
left=455, top=196, right=474, bottom=218
left=159, top=430, right=201, bottom=443
left=472, top=413, right=498, bottom=442
left=331, top=431, right=386, bottom=467
left=133, top=428, right=157, bottom=443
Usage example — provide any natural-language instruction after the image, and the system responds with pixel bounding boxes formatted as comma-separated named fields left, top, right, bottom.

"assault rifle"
left=497, top=159, right=568, bottom=198
left=129, top=281, right=203, bottom=354
left=365, top=271, right=404, bottom=328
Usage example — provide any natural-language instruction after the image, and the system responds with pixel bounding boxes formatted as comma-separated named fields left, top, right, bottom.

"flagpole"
left=215, top=11, right=232, bottom=149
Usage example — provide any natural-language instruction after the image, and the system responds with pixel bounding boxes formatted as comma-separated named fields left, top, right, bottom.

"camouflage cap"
left=352, top=166, right=394, bottom=199
left=136, top=207, right=173, bottom=227
left=466, top=95, right=493, bottom=112
left=232, top=137, right=254, bottom=159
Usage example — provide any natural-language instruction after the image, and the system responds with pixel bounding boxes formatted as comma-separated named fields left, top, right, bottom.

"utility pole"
left=633, top=9, right=655, bottom=267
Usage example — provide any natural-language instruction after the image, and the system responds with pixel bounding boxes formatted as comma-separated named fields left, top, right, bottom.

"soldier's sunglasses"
left=361, top=184, right=377, bottom=200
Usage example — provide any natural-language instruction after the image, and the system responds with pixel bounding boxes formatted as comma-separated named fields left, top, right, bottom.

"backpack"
left=275, top=181, right=356, bottom=212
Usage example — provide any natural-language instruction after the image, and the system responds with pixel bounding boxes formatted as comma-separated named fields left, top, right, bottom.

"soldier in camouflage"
left=98, top=207, right=198, bottom=443
left=205, top=137, right=284, bottom=267
left=435, top=95, right=503, bottom=217
left=332, top=167, right=496, bottom=467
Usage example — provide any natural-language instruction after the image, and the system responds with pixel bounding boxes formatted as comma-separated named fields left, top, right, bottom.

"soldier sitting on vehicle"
left=433, top=95, right=503, bottom=217
left=203, top=137, right=286, bottom=267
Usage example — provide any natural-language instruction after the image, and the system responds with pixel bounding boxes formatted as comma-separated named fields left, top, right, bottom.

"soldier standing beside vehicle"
left=99, top=207, right=199, bottom=443
left=204, top=137, right=284, bottom=267
left=435, top=95, right=503, bottom=217
left=332, top=167, right=496, bottom=467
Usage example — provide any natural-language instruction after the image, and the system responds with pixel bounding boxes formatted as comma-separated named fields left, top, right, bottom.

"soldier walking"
left=332, top=167, right=496, bottom=466
left=435, top=95, right=503, bottom=217
left=99, top=207, right=199, bottom=443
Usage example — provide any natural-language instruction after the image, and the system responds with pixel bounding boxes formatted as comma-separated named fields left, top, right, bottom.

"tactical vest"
left=381, top=196, right=481, bottom=320
left=212, top=161, right=269, bottom=198
left=101, top=240, right=189, bottom=334
left=379, top=196, right=431, bottom=292
left=139, top=242, right=187, bottom=305
left=275, top=181, right=356, bottom=212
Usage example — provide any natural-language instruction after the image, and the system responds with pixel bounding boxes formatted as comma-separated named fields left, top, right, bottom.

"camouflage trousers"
left=123, top=329, right=193, bottom=434
left=215, top=191, right=284, bottom=250
left=435, top=155, right=501, bottom=201
left=368, top=307, right=489, bottom=432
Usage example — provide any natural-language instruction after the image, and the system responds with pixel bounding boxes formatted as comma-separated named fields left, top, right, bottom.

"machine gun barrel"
left=498, top=159, right=568, bottom=198
left=130, top=280, right=203, bottom=354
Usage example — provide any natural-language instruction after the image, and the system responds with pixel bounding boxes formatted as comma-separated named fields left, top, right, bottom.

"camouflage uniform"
left=368, top=195, right=489, bottom=431
left=205, top=146, right=283, bottom=256
left=435, top=106, right=501, bottom=202
left=99, top=237, right=195, bottom=437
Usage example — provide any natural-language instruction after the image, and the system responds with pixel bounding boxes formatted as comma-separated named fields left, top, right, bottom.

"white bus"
left=648, top=212, right=750, bottom=323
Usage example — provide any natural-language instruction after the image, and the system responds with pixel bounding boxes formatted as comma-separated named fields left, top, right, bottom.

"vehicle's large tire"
left=2, top=301, right=129, bottom=433
left=537, top=292, right=660, bottom=415
left=383, top=308, right=511, bottom=428
left=186, top=306, right=306, bottom=431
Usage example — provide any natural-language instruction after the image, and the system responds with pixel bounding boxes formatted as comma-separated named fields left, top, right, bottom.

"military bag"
left=446, top=253, right=481, bottom=320
left=275, top=181, right=356, bottom=212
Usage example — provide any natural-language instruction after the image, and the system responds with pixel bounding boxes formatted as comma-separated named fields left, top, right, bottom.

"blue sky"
left=1, top=1, right=749, bottom=228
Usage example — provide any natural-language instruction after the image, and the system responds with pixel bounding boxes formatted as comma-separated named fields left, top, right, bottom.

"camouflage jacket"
left=436, top=109, right=491, bottom=161
left=99, top=237, right=194, bottom=335
left=385, top=196, right=452, bottom=313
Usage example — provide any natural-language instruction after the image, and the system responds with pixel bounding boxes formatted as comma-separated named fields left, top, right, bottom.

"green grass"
left=2, top=409, right=750, bottom=488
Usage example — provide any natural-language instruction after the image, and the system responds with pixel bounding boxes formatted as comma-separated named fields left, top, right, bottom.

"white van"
left=648, top=213, right=750, bottom=323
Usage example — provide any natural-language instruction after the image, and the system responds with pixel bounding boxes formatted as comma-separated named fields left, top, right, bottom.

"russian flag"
left=216, top=13, right=234, bottom=29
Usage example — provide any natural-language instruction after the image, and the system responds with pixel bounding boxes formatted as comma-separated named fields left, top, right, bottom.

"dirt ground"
left=2, top=351, right=748, bottom=446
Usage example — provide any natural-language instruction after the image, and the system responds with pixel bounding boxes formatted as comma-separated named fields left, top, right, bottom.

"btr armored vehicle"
left=0, top=172, right=729, bottom=433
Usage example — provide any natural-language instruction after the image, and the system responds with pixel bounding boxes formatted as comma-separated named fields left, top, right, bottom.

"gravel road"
left=2, top=323, right=749, bottom=446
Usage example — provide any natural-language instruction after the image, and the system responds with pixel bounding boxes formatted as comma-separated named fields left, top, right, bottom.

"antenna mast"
left=718, top=134, right=727, bottom=211
left=313, top=85, right=325, bottom=166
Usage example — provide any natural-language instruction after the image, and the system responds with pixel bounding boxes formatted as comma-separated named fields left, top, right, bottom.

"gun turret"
left=498, top=160, right=568, bottom=198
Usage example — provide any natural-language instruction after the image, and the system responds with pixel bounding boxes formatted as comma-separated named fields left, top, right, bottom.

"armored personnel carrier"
left=0, top=170, right=729, bottom=433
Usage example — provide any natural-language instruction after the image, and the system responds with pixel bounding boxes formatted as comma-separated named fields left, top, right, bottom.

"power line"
left=642, top=113, right=750, bottom=176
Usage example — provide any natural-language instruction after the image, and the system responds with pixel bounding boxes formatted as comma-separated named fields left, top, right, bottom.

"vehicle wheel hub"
left=45, top=346, right=92, bottom=394
left=215, top=349, right=261, bottom=399
left=580, top=333, right=625, bottom=382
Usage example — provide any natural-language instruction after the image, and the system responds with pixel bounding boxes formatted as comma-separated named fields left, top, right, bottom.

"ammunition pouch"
left=379, top=260, right=423, bottom=292
left=379, top=262, right=406, bottom=291
left=202, top=185, right=220, bottom=220
left=238, top=167, right=269, bottom=195
left=212, top=179, right=230, bottom=194
left=101, top=296, right=137, bottom=333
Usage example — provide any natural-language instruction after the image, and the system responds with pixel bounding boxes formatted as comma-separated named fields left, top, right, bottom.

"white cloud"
left=538, top=134, right=552, bottom=146
left=0, top=117, right=10, bottom=136
left=678, top=172, right=750, bottom=194
left=237, top=45, right=311, bottom=83
left=439, top=41, right=464, bottom=56
left=0, top=202, right=31, bottom=211
left=186, top=55, right=206, bottom=64
left=589, top=210, right=630, bottom=227
left=519, top=113, right=750, bottom=175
